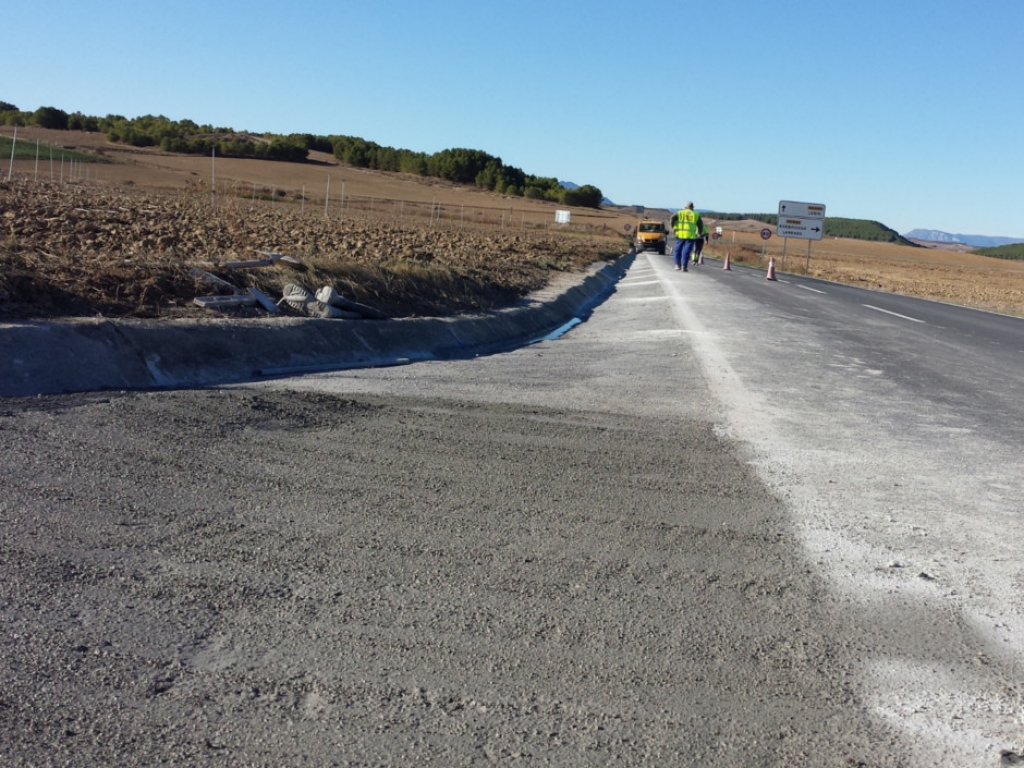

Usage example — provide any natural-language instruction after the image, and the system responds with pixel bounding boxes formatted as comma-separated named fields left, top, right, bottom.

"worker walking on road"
left=672, top=202, right=703, bottom=271
left=693, top=217, right=709, bottom=265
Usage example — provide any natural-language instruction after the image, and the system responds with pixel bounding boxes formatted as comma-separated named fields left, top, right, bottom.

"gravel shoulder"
left=0, top=387, right=899, bottom=766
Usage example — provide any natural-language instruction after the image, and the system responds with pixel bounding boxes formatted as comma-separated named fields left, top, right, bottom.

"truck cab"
left=635, top=219, right=668, bottom=255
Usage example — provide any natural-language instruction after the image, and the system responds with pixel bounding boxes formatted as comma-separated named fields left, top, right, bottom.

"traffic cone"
left=766, top=258, right=777, bottom=281
left=723, top=252, right=732, bottom=270
left=698, top=252, right=705, bottom=265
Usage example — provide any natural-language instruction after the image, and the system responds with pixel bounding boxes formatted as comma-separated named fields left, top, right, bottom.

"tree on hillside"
left=331, top=135, right=379, bottom=168
left=288, top=133, right=332, bottom=153
left=344, top=138, right=373, bottom=167
left=33, top=106, right=69, bottom=130
left=0, top=103, right=26, bottom=126
left=264, top=137, right=307, bottom=162
left=562, top=184, right=604, bottom=208
left=399, top=150, right=428, bottom=175
left=428, top=148, right=499, bottom=185
left=67, top=112, right=101, bottom=132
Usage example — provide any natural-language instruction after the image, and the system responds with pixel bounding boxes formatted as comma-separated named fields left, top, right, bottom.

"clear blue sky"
left=4, top=0, right=1022, bottom=236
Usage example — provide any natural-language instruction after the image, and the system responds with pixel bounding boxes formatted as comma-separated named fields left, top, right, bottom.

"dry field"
left=701, top=223, right=1024, bottom=317
left=1, top=129, right=635, bottom=319
left=3, top=127, right=1023, bottom=319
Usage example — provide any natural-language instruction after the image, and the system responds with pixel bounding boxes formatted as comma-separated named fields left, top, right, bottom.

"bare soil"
left=3, top=127, right=1024, bottom=319
left=0, top=180, right=625, bottom=320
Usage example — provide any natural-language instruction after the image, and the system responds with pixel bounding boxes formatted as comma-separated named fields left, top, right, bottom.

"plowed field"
left=3, top=127, right=1023, bottom=319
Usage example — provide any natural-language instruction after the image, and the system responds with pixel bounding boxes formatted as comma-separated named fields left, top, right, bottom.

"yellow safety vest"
left=674, top=209, right=699, bottom=239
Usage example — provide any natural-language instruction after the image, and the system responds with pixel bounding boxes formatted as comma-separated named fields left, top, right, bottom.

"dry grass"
left=702, top=227, right=1024, bottom=317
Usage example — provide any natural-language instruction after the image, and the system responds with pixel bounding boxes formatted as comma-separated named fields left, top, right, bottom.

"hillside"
left=4, top=126, right=1024, bottom=320
left=972, top=243, right=1024, bottom=261
left=703, top=212, right=916, bottom=246
left=0, top=106, right=607, bottom=208
left=904, top=229, right=1024, bottom=248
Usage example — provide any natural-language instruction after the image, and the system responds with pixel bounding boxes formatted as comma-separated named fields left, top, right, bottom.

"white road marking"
left=797, top=284, right=826, bottom=294
left=862, top=304, right=925, bottom=323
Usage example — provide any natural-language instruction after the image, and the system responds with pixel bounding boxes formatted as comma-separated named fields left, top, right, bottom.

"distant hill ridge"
left=692, top=212, right=916, bottom=246
left=903, top=229, right=1024, bottom=248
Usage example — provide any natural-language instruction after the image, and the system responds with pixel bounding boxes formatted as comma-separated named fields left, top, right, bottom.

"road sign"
left=777, top=216, right=824, bottom=241
left=760, top=228, right=772, bottom=240
left=778, top=200, right=825, bottom=219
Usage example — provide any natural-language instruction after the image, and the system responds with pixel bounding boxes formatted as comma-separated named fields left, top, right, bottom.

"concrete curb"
left=1, top=253, right=633, bottom=397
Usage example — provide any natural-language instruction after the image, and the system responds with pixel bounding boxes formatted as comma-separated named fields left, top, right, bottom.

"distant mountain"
left=903, top=229, right=1024, bottom=248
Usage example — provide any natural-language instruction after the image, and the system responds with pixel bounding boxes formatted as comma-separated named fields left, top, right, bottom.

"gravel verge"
left=1, top=388, right=900, bottom=766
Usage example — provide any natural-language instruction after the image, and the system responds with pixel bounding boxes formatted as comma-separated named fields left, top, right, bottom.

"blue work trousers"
left=673, top=238, right=696, bottom=269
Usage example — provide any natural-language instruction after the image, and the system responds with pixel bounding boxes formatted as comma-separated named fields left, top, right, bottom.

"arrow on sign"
left=777, top=216, right=824, bottom=241
left=778, top=200, right=826, bottom=219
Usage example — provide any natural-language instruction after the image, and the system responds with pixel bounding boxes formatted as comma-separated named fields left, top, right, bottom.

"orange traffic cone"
left=766, top=258, right=777, bottom=280
left=723, top=252, right=732, bottom=270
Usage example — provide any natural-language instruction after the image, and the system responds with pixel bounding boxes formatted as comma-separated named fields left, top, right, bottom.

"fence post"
left=6, top=126, right=16, bottom=182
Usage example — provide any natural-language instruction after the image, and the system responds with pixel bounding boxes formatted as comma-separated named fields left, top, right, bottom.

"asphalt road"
left=2, top=252, right=1023, bottom=766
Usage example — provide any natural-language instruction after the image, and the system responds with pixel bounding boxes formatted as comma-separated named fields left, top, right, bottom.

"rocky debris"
left=279, top=283, right=360, bottom=319
left=192, top=294, right=256, bottom=310
left=314, top=286, right=388, bottom=319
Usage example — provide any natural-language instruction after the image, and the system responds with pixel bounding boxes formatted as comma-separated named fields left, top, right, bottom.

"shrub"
left=33, top=106, right=69, bottom=130
left=562, top=184, right=604, bottom=208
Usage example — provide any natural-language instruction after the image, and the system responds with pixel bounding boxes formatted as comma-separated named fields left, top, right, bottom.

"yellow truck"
left=634, top=219, right=668, bottom=255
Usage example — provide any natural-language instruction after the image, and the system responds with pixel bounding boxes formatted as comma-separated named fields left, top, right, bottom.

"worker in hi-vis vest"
left=671, top=202, right=703, bottom=272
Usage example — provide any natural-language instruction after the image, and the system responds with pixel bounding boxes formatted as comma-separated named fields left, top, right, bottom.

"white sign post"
left=778, top=200, right=826, bottom=272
